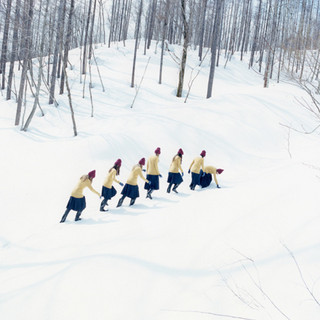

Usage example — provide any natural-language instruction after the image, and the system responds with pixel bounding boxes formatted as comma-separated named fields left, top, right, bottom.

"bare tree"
left=198, top=0, right=208, bottom=61
left=49, top=0, right=66, bottom=104
left=22, top=0, right=51, bottom=131
left=6, top=0, right=21, bottom=100
left=176, top=0, right=188, bottom=98
left=159, top=0, right=170, bottom=84
left=131, top=0, right=143, bottom=88
left=206, top=0, right=223, bottom=99
left=0, top=0, right=12, bottom=90
left=15, top=0, right=34, bottom=126
left=82, top=0, right=93, bottom=74
left=249, top=0, right=263, bottom=69
left=60, top=0, right=75, bottom=95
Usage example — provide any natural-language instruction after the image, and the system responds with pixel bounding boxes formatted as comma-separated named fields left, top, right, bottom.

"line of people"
left=60, top=147, right=224, bottom=223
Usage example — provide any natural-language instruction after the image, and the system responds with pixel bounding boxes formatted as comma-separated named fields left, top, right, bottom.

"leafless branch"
left=282, top=244, right=320, bottom=307
left=162, top=309, right=256, bottom=320
left=130, top=56, right=151, bottom=109
left=243, top=265, right=291, bottom=320
left=184, top=48, right=209, bottom=103
left=279, top=122, right=320, bottom=135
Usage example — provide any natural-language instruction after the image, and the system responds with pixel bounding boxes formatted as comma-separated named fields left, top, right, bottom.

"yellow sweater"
left=126, top=165, right=149, bottom=186
left=189, top=156, right=204, bottom=174
left=204, top=165, right=219, bottom=185
left=169, top=155, right=183, bottom=174
left=71, top=178, right=100, bottom=198
left=147, top=155, right=160, bottom=175
left=103, top=168, right=120, bottom=188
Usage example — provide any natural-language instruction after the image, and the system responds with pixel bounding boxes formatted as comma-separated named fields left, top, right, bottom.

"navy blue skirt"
left=191, top=172, right=201, bottom=186
left=144, top=174, right=159, bottom=190
left=121, top=184, right=139, bottom=199
left=66, top=196, right=86, bottom=211
left=167, top=172, right=183, bottom=184
left=101, top=186, right=117, bottom=200
left=200, top=173, right=212, bottom=188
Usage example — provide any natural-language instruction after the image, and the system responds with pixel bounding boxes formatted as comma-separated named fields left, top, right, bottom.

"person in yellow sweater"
left=167, top=148, right=184, bottom=193
left=200, top=166, right=224, bottom=188
left=188, top=150, right=206, bottom=190
left=117, top=158, right=150, bottom=207
left=60, top=170, right=100, bottom=223
left=100, top=159, right=124, bottom=212
left=144, top=147, right=162, bottom=199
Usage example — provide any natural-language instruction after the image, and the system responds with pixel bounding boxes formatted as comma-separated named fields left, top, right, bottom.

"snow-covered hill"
left=0, top=41, right=319, bottom=320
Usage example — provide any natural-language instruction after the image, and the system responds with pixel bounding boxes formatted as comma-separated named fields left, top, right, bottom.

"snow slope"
left=0, top=41, right=320, bottom=320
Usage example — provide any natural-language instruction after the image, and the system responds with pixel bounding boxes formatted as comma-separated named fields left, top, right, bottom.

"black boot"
left=100, top=198, right=108, bottom=212
left=172, top=183, right=180, bottom=193
left=129, top=198, right=136, bottom=206
left=60, top=209, right=71, bottom=223
left=75, top=210, right=83, bottom=221
left=167, top=183, right=173, bottom=193
left=117, top=196, right=125, bottom=207
left=146, top=189, right=153, bottom=199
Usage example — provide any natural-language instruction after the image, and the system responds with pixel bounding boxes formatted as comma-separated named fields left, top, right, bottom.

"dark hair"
left=109, top=165, right=120, bottom=175
left=172, top=153, right=183, bottom=163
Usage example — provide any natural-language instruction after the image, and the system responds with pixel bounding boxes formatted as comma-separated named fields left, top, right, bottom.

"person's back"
left=204, top=165, right=216, bottom=174
left=169, top=155, right=182, bottom=173
left=103, top=168, right=120, bottom=188
left=190, top=156, right=204, bottom=174
left=127, top=165, right=148, bottom=185
left=71, top=176, right=99, bottom=198
left=147, top=155, right=159, bottom=175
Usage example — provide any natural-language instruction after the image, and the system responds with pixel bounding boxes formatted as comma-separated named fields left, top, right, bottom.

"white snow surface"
left=1, top=41, right=320, bottom=320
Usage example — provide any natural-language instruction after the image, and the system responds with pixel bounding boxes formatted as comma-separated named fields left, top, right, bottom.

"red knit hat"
left=178, top=148, right=184, bottom=155
left=139, top=158, right=145, bottom=165
left=200, top=150, right=206, bottom=157
left=114, top=159, right=122, bottom=167
left=88, top=170, right=96, bottom=178
left=217, top=168, right=224, bottom=174
left=155, top=147, right=161, bottom=154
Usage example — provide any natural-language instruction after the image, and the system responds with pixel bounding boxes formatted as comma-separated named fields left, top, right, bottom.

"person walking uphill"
left=60, top=170, right=100, bottom=223
left=167, top=148, right=184, bottom=193
left=188, top=150, right=206, bottom=190
left=117, top=158, right=150, bottom=207
left=200, top=166, right=224, bottom=188
left=144, top=147, right=162, bottom=199
left=100, top=159, right=124, bottom=212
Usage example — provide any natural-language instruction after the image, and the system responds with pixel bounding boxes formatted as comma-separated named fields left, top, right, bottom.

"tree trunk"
left=0, top=0, right=13, bottom=89
left=23, top=0, right=51, bottom=131
left=249, top=0, right=262, bottom=68
left=177, top=0, right=188, bottom=98
left=15, top=0, right=34, bottom=126
left=198, top=0, right=208, bottom=61
left=82, top=0, right=93, bottom=74
left=6, top=0, right=21, bottom=100
left=159, top=0, right=170, bottom=84
left=206, top=0, right=223, bottom=99
left=49, top=0, right=66, bottom=104
left=88, top=0, right=97, bottom=60
left=131, top=0, right=143, bottom=88
left=60, top=0, right=75, bottom=95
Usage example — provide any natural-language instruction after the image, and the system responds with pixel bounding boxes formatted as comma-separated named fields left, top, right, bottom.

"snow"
left=1, top=41, right=320, bottom=320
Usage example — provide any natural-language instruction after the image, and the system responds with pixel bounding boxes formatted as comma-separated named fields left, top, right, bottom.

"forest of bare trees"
left=1, top=0, right=320, bottom=131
